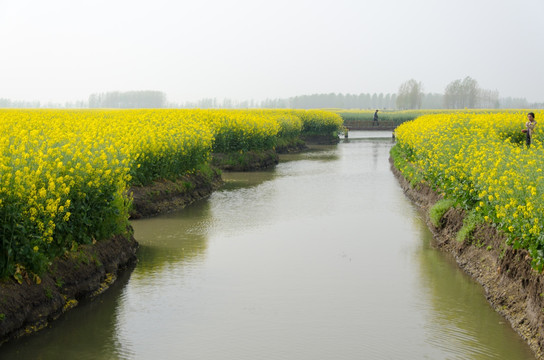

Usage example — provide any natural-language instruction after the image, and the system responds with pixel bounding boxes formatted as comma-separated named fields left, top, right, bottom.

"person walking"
left=523, top=112, right=537, bottom=147
left=373, top=110, right=379, bottom=126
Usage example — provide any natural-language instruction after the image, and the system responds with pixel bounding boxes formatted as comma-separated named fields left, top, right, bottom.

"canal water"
left=0, top=131, right=535, bottom=359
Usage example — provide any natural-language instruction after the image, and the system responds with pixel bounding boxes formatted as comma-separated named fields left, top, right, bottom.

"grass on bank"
left=392, top=110, right=544, bottom=271
left=429, top=199, right=456, bottom=228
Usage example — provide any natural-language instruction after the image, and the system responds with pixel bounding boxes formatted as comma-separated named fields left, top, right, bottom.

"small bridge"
left=344, top=120, right=397, bottom=131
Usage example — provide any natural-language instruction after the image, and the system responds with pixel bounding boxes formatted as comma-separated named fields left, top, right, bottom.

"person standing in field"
left=373, top=110, right=379, bottom=126
left=523, top=112, right=537, bottom=147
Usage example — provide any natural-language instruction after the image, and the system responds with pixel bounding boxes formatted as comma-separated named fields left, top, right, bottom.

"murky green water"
left=0, top=131, right=535, bottom=359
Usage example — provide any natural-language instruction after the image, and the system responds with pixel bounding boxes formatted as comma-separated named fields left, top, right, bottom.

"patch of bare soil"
left=275, top=140, right=307, bottom=154
left=211, top=150, right=279, bottom=172
left=390, top=156, right=544, bottom=359
left=129, top=168, right=223, bottom=219
left=0, top=233, right=138, bottom=345
left=302, top=134, right=340, bottom=145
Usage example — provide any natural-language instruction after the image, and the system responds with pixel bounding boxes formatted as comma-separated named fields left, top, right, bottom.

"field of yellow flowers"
left=0, top=108, right=343, bottom=278
left=394, top=111, right=544, bottom=270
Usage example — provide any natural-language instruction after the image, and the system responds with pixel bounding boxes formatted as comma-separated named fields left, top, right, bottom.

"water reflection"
left=220, top=168, right=276, bottom=191
left=0, top=268, right=133, bottom=360
left=414, top=222, right=535, bottom=359
left=130, top=200, right=213, bottom=279
left=278, top=145, right=339, bottom=163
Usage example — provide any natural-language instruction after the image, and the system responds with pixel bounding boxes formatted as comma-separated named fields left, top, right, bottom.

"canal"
left=0, top=131, right=535, bottom=359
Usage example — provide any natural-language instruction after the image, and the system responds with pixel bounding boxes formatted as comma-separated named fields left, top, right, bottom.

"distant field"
left=331, top=109, right=530, bottom=128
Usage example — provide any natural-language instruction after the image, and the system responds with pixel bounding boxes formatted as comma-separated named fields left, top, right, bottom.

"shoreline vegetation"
left=391, top=111, right=544, bottom=359
left=0, top=108, right=344, bottom=344
left=333, top=108, right=535, bottom=131
left=391, top=153, right=544, bottom=359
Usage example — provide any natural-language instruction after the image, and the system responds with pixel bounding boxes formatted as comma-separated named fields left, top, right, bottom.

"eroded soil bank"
left=129, top=168, right=223, bottom=219
left=211, top=150, right=279, bottom=172
left=0, top=233, right=138, bottom=345
left=0, top=169, right=223, bottom=345
left=211, top=137, right=333, bottom=172
left=390, top=156, right=544, bottom=359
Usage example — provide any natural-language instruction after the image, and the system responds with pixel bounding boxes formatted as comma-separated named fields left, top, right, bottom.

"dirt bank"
left=211, top=136, right=339, bottom=171
left=211, top=150, right=279, bottom=172
left=0, top=168, right=222, bottom=344
left=275, top=140, right=307, bottom=154
left=301, top=134, right=340, bottom=145
left=0, top=233, right=138, bottom=345
left=390, top=156, right=544, bottom=359
left=129, top=168, right=223, bottom=219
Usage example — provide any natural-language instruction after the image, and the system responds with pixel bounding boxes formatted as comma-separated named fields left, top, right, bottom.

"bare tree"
left=396, top=79, right=423, bottom=109
left=478, top=89, right=500, bottom=108
left=444, top=76, right=479, bottom=108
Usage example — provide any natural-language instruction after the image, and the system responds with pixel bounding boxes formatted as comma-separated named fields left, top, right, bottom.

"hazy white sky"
left=1, top=0, right=543, bottom=104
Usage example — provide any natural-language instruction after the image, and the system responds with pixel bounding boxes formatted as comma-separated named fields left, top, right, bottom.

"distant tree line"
left=178, top=98, right=260, bottom=109
left=88, top=90, right=166, bottom=108
left=395, top=76, right=533, bottom=109
left=169, top=93, right=400, bottom=109
left=0, top=91, right=167, bottom=109
left=261, top=93, right=398, bottom=109
left=442, top=76, right=496, bottom=109
left=176, top=77, right=537, bottom=110
left=396, top=79, right=424, bottom=109
left=0, top=98, right=42, bottom=108
left=0, top=83, right=542, bottom=109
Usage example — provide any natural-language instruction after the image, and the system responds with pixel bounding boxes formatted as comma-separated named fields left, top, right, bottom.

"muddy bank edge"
left=129, top=167, right=223, bottom=219
left=0, top=168, right=223, bottom=344
left=390, top=155, right=544, bottom=359
left=0, top=233, right=138, bottom=345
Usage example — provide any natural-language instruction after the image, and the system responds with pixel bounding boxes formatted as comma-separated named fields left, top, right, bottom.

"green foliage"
left=293, top=110, right=344, bottom=135
left=275, top=112, right=303, bottom=139
left=130, top=145, right=211, bottom=186
left=212, top=150, right=264, bottom=169
left=210, top=111, right=280, bottom=153
left=53, top=181, right=130, bottom=255
left=212, top=128, right=277, bottom=153
left=337, top=109, right=513, bottom=129
left=275, top=137, right=306, bottom=152
left=197, top=163, right=220, bottom=181
left=456, top=209, right=483, bottom=243
left=429, top=199, right=456, bottom=228
left=212, top=109, right=342, bottom=154
left=182, top=181, right=195, bottom=192
left=390, top=144, right=424, bottom=187
left=0, top=199, right=50, bottom=276
left=45, top=287, right=53, bottom=299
